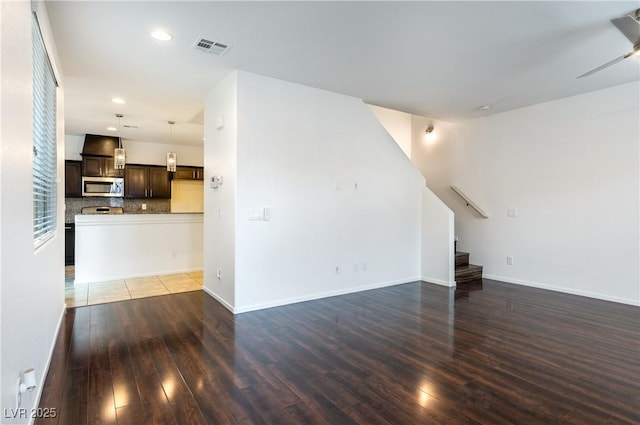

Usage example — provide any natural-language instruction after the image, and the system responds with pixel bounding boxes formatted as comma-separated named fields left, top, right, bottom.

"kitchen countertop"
left=75, top=212, right=204, bottom=227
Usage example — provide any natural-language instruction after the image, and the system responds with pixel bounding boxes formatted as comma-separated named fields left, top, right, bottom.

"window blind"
left=32, top=13, right=58, bottom=248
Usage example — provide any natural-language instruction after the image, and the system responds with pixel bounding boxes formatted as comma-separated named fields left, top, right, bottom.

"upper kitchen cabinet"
left=65, top=160, right=82, bottom=197
left=125, top=165, right=170, bottom=199
left=173, top=166, right=204, bottom=180
left=148, top=167, right=171, bottom=198
left=82, top=156, right=124, bottom=177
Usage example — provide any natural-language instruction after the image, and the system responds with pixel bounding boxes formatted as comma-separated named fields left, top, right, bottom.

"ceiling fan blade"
left=577, top=51, right=635, bottom=78
left=611, top=14, right=640, bottom=45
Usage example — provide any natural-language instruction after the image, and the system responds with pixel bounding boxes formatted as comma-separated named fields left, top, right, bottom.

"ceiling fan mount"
left=578, top=8, right=640, bottom=78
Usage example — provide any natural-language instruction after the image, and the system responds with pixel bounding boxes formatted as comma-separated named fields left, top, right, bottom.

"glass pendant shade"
left=167, top=120, right=177, bottom=171
left=166, top=152, right=177, bottom=172
left=114, top=114, right=125, bottom=169
left=114, top=147, right=125, bottom=169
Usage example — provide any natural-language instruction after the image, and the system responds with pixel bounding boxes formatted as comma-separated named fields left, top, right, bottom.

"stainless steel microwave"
left=81, top=176, right=124, bottom=197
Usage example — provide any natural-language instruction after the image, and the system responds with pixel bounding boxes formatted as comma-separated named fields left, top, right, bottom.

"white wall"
left=421, top=187, right=455, bottom=286
left=1, top=1, right=66, bottom=422
left=369, top=107, right=456, bottom=287
left=65, top=134, right=204, bottom=166
left=202, top=71, right=237, bottom=310
left=414, top=82, right=640, bottom=305
left=228, top=72, right=424, bottom=312
left=75, top=214, right=203, bottom=283
left=368, top=104, right=413, bottom=158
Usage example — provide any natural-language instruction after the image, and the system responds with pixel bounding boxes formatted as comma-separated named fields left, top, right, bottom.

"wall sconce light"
left=425, top=123, right=437, bottom=143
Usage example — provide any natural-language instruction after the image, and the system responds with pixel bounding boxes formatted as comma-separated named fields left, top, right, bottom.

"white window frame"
left=32, top=12, right=58, bottom=249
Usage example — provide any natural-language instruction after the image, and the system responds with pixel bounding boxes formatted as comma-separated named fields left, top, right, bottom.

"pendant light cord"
left=116, top=114, right=123, bottom=148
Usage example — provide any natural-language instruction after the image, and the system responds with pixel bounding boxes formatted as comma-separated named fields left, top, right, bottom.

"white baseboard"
left=421, top=276, right=456, bottom=287
left=483, top=274, right=640, bottom=306
left=202, top=286, right=235, bottom=313
left=203, top=278, right=419, bottom=315
left=234, top=277, right=417, bottom=314
left=29, top=304, right=66, bottom=425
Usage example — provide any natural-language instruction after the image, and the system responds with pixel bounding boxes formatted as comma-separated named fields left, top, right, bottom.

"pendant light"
left=166, top=120, right=177, bottom=172
left=113, top=113, right=125, bottom=169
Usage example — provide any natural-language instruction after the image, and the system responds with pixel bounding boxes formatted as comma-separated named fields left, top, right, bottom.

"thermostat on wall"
left=211, top=176, right=223, bottom=188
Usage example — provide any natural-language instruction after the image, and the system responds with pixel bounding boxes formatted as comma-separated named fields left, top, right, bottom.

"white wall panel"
left=413, top=82, right=640, bottom=305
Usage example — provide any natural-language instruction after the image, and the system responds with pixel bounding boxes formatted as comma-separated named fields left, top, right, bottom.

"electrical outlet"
left=507, top=208, right=518, bottom=217
left=335, top=265, right=340, bottom=274
left=507, top=256, right=514, bottom=265
left=141, top=203, right=147, bottom=210
left=216, top=268, right=222, bottom=279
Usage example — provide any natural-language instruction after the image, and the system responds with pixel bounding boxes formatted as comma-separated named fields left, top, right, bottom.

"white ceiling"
left=47, top=1, right=640, bottom=146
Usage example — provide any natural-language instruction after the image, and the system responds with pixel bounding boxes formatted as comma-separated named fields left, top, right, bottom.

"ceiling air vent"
left=192, top=37, right=231, bottom=56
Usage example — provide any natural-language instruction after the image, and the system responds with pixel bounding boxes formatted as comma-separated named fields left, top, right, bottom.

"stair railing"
left=451, top=185, right=489, bottom=218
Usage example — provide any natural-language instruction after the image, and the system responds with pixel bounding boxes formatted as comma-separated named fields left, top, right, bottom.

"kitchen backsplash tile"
left=65, top=198, right=170, bottom=223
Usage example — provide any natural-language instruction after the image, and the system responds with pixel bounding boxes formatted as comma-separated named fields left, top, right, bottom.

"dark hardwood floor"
left=36, top=279, right=639, bottom=424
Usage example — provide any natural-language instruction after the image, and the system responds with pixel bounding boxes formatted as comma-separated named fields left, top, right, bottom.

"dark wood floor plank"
left=145, top=337, right=208, bottom=425
left=87, top=371, right=116, bottom=425
left=136, top=372, right=178, bottom=425
left=55, top=366, right=89, bottom=425
left=77, top=304, right=116, bottom=425
left=114, top=403, right=145, bottom=425
left=37, top=280, right=640, bottom=424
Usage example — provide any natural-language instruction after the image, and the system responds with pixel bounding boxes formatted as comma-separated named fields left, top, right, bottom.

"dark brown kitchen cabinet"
left=124, top=165, right=147, bottom=198
left=65, top=223, right=75, bottom=265
left=148, top=167, right=171, bottom=198
left=124, top=165, right=170, bottom=199
left=65, top=160, right=82, bottom=197
left=173, top=166, right=204, bottom=180
left=82, top=155, right=123, bottom=177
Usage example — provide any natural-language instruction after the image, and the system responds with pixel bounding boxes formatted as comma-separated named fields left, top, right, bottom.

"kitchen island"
left=75, top=213, right=203, bottom=284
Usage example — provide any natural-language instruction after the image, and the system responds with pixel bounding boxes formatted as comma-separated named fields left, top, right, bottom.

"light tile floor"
left=65, top=266, right=203, bottom=308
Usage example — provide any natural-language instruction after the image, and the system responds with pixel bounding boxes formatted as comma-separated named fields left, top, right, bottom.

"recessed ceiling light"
left=150, top=30, right=172, bottom=41
left=107, top=126, right=117, bottom=131
left=111, top=97, right=125, bottom=104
